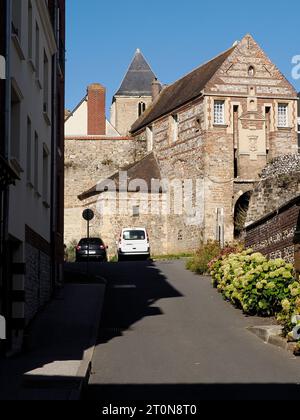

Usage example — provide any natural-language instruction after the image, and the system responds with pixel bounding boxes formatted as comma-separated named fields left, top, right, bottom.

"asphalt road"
left=82, top=259, right=300, bottom=400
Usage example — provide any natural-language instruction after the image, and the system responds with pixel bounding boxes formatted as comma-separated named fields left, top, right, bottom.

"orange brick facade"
left=87, top=84, right=106, bottom=136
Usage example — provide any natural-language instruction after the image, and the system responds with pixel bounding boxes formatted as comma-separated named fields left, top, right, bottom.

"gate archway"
left=234, top=191, right=252, bottom=239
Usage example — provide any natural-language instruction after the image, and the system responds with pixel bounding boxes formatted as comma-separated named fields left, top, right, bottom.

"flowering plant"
left=209, top=250, right=299, bottom=335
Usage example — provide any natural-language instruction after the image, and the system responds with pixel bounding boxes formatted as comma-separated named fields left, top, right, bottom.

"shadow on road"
left=85, top=382, right=300, bottom=401
left=93, top=260, right=183, bottom=345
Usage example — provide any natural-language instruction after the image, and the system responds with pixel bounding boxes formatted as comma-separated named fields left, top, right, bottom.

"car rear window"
left=79, top=238, right=104, bottom=245
left=123, top=230, right=146, bottom=241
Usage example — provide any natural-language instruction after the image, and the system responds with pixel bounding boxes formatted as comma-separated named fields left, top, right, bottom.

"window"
left=265, top=107, right=271, bottom=157
left=26, top=117, right=32, bottom=183
left=34, top=132, right=39, bottom=193
left=248, top=66, right=255, bottom=77
left=138, top=102, right=146, bottom=117
left=278, top=104, right=288, bottom=127
left=43, top=51, right=49, bottom=113
left=35, top=23, right=40, bottom=80
left=28, top=1, right=33, bottom=60
left=195, top=117, right=201, bottom=132
left=171, top=114, right=178, bottom=143
left=146, top=126, right=153, bottom=152
left=233, top=105, right=239, bottom=178
left=132, top=206, right=140, bottom=217
left=43, top=144, right=49, bottom=203
left=214, top=100, right=225, bottom=125
left=12, top=0, right=22, bottom=39
left=123, top=230, right=145, bottom=240
left=11, top=85, right=21, bottom=161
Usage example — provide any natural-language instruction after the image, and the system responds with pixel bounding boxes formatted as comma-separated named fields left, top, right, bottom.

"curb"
left=248, top=326, right=297, bottom=354
left=70, top=276, right=107, bottom=400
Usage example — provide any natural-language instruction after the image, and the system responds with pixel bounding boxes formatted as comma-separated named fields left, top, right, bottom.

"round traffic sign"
left=82, top=209, right=94, bottom=221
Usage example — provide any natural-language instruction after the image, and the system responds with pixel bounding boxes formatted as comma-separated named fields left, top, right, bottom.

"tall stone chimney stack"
left=87, top=83, right=106, bottom=135
left=151, top=78, right=161, bottom=102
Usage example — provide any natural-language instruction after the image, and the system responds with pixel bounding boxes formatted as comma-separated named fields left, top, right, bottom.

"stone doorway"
left=234, top=191, right=252, bottom=239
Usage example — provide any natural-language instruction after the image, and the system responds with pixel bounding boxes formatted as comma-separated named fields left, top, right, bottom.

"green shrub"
left=186, top=241, right=221, bottom=275
left=209, top=249, right=299, bottom=335
left=65, top=239, right=78, bottom=263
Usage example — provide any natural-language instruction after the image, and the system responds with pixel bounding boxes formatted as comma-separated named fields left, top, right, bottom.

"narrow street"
left=81, top=260, right=300, bottom=400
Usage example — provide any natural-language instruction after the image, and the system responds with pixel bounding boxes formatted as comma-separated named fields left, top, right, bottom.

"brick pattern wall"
left=131, top=36, right=298, bottom=250
left=135, top=99, right=206, bottom=252
left=245, top=203, right=299, bottom=263
left=25, top=227, right=52, bottom=323
left=87, top=84, right=106, bottom=135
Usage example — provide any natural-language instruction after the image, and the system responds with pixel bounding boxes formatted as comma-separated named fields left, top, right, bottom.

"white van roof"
left=122, top=227, right=146, bottom=231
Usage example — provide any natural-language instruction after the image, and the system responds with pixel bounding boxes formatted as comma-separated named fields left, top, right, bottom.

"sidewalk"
left=0, top=281, right=106, bottom=400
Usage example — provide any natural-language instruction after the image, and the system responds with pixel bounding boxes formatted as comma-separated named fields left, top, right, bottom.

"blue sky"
left=66, top=0, right=300, bottom=114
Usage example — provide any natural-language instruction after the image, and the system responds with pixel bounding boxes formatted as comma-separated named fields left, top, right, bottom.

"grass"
left=152, top=252, right=194, bottom=261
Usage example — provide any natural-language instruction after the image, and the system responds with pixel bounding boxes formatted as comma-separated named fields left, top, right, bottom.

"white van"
left=117, top=228, right=150, bottom=260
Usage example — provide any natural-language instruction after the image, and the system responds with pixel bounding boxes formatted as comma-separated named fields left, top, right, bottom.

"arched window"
left=248, top=66, right=255, bottom=77
left=138, top=102, right=146, bottom=117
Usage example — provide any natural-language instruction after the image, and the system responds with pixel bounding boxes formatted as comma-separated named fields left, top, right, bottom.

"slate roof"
left=131, top=46, right=237, bottom=133
left=78, top=153, right=162, bottom=201
left=114, top=49, right=157, bottom=97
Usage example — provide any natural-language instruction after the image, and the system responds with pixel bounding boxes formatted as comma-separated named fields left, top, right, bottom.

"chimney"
left=87, top=83, right=106, bottom=135
left=152, top=78, right=161, bottom=102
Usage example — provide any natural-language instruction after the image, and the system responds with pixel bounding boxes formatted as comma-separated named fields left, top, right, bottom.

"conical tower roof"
left=114, top=49, right=156, bottom=97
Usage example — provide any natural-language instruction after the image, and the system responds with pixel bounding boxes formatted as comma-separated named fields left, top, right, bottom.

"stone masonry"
left=131, top=34, right=298, bottom=251
left=245, top=156, right=300, bottom=264
left=67, top=35, right=298, bottom=256
left=64, top=138, right=146, bottom=245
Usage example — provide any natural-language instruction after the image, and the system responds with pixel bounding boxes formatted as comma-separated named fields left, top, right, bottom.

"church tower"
left=110, top=49, right=157, bottom=135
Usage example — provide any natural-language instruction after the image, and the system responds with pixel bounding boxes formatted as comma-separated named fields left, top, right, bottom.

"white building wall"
left=7, top=0, right=57, bottom=337
left=65, top=97, right=120, bottom=137
left=9, top=0, right=56, bottom=243
left=65, top=100, right=88, bottom=136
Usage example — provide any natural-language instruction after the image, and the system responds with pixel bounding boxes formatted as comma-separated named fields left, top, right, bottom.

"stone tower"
left=110, top=49, right=157, bottom=135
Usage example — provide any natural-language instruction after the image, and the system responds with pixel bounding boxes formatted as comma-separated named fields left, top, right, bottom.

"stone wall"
left=134, top=98, right=206, bottom=252
left=245, top=198, right=299, bottom=263
left=246, top=173, right=300, bottom=225
left=81, top=192, right=168, bottom=256
left=245, top=157, right=300, bottom=263
left=111, top=96, right=153, bottom=136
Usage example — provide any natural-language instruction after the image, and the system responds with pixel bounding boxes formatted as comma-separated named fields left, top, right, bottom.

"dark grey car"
left=76, top=238, right=108, bottom=262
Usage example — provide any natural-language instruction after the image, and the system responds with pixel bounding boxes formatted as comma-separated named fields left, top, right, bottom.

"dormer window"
left=248, top=66, right=255, bottom=77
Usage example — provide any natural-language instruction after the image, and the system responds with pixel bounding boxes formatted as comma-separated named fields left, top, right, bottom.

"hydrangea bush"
left=209, top=249, right=299, bottom=336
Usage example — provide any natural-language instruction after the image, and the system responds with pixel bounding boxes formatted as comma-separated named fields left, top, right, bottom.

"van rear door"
left=121, top=229, right=148, bottom=253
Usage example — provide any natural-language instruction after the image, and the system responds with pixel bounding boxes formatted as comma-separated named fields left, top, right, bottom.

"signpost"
left=82, top=209, right=94, bottom=275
